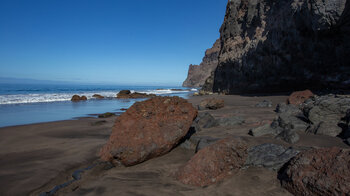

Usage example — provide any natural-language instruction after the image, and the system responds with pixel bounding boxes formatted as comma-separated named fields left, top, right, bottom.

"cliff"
left=182, top=39, right=221, bottom=88
left=201, top=0, right=350, bottom=94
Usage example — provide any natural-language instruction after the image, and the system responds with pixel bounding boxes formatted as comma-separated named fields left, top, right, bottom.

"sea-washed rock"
left=279, top=147, right=350, bottom=196
left=191, top=112, right=218, bottom=132
left=176, top=138, right=248, bottom=187
left=245, top=144, right=299, bottom=171
left=287, top=90, right=314, bottom=105
left=117, top=90, right=156, bottom=99
left=98, top=112, right=115, bottom=118
left=92, top=94, right=104, bottom=99
left=100, top=96, right=197, bottom=166
left=71, top=95, right=87, bottom=102
left=198, top=98, right=224, bottom=110
left=255, top=100, right=272, bottom=108
left=216, top=116, right=244, bottom=127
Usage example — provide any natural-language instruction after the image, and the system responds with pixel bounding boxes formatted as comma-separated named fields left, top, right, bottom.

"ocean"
left=0, top=83, right=197, bottom=127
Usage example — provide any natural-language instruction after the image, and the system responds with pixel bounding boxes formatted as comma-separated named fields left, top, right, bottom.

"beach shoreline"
left=0, top=94, right=349, bottom=196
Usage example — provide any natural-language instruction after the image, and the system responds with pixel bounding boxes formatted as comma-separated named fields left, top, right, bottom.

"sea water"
left=0, top=83, right=197, bottom=127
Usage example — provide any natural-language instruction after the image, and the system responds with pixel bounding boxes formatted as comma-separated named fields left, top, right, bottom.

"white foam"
left=0, top=91, right=118, bottom=105
left=0, top=89, right=195, bottom=105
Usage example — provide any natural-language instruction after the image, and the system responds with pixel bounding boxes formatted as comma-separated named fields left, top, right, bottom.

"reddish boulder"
left=100, top=96, right=197, bottom=166
left=287, top=90, right=314, bottom=105
left=279, top=147, right=350, bottom=196
left=71, top=95, right=87, bottom=101
left=176, top=138, right=248, bottom=187
left=198, top=98, right=224, bottom=110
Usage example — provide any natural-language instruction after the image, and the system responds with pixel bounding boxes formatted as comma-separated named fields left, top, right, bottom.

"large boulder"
left=279, top=147, right=350, bottom=196
left=245, top=143, right=299, bottom=171
left=287, top=90, right=314, bottom=105
left=100, top=96, right=197, bottom=166
left=176, top=138, right=248, bottom=187
left=71, top=95, right=87, bottom=102
left=198, top=98, right=224, bottom=110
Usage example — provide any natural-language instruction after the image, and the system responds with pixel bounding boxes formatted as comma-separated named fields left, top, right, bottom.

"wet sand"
left=0, top=95, right=348, bottom=196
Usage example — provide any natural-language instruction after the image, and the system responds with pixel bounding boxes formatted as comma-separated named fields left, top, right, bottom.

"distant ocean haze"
left=0, top=83, right=197, bottom=127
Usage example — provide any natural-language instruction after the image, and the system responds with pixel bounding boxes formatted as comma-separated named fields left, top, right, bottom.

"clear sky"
left=0, top=0, right=227, bottom=86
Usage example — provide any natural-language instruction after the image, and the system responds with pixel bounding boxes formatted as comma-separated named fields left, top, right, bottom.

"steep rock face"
left=202, top=0, right=350, bottom=93
left=182, top=39, right=221, bottom=88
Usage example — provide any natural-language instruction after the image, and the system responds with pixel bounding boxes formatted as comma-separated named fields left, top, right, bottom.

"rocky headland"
left=184, top=0, right=350, bottom=94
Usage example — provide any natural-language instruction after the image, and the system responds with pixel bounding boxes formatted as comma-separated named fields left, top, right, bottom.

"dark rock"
left=245, top=143, right=299, bottom=171
left=191, top=112, right=218, bottom=132
left=117, top=90, right=156, bottom=99
left=118, top=90, right=131, bottom=95
left=195, top=136, right=221, bottom=152
left=303, top=95, right=350, bottom=137
left=279, top=147, right=350, bottom=196
left=100, top=96, right=197, bottom=166
left=183, top=39, right=221, bottom=88
left=248, top=123, right=280, bottom=137
left=71, top=95, right=87, bottom=102
left=92, top=94, right=104, bottom=99
left=287, top=90, right=314, bottom=105
left=176, top=138, right=248, bottom=187
left=98, top=112, right=115, bottom=118
left=275, top=103, right=302, bottom=116
left=198, top=98, right=224, bottom=110
left=275, top=128, right=300, bottom=144
left=255, top=100, right=272, bottom=108
left=202, top=0, right=350, bottom=94
left=91, top=120, right=107, bottom=126
left=216, top=116, right=244, bottom=127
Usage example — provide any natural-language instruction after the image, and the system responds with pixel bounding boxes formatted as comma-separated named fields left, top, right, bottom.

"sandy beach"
left=1, top=94, right=348, bottom=196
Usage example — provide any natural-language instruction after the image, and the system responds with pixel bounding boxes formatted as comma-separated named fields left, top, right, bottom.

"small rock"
left=216, top=116, right=244, bottom=127
left=91, top=120, right=107, bottom=126
left=191, top=112, right=218, bottom=132
left=279, top=147, right=350, bottom=196
left=249, top=124, right=279, bottom=137
left=275, top=103, right=302, bottom=116
left=98, top=112, right=115, bottom=118
left=117, top=90, right=157, bottom=99
left=198, top=98, right=224, bottom=110
left=255, top=100, right=272, bottom=108
left=275, top=129, right=300, bottom=144
left=287, top=89, right=314, bottom=105
left=245, top=143, right=299, bottom=170
left=71, top=95, right=87, bottom=102
left=92, top=94, right=104, bottom=99
left=176, top=138, right=248, bottom=187
left=195, top=136, right=221, bottom=152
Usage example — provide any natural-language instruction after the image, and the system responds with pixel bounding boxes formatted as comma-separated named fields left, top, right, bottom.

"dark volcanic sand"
left=0, top=95, right=348, bottom=196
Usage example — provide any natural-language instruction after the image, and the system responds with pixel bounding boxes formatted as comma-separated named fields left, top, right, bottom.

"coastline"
left=1, top=94, right=348, bottom=196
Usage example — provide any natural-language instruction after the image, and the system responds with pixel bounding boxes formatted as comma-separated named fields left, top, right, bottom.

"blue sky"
left=0, top=0, right=227, bottom=86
